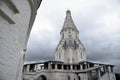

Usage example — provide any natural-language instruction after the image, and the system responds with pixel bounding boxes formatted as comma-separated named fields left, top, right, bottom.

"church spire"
left=61, top=10, right=79, bottom=33
left=55, top=10, right=86, bottom=63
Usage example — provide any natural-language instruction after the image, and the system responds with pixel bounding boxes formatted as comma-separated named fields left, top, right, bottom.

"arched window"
left=78, top=76, right=81, bottom=80
left=72, top=58, right=74, bottom=63
left=36, top=75, right=47, bottom=80
left=68, top=76, right=70, bottom=80
left=59, top=53, right=61, bottom=59
left=68, top=58, right=70, bottom=63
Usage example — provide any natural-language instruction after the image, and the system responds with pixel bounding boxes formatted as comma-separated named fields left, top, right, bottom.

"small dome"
left=66, top=10, right=71, bottom=15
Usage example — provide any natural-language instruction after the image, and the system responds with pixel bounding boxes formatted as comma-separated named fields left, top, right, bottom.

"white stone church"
left=23, top=10, right=116, bottom=80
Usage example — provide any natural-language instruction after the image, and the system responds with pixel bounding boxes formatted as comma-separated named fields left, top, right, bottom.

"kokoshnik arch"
left=0, top=0, right=42, bottom=80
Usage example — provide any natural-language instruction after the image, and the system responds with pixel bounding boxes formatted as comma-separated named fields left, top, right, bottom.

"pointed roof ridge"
left=61, top=10, right=79, bottom=33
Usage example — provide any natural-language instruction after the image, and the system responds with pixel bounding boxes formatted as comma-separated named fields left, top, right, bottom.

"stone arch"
left=35, top=75, right=47, bottom=80
left=68, top=76, right=70, bottom=80
left=78, top=76, right=81, bottom=80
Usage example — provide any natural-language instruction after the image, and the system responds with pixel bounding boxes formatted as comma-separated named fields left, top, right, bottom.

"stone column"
left=70, top=64, right=73, bottom=70
left=55, top=64, right=58, bottom=69
left=34, top=65, right=36, bottom=71
left=61, top=64, right=64, bottom=70
left=80, top=65, right=83, bottom=70
left=26, top=65, right=30, bottom=71
left=48, top=63, right=52, bottom=70
left=96, top=69, right=101, bottom=79
left=87, top=63, right=90, bottom=68
left=85, top=64, right=87, bottom=69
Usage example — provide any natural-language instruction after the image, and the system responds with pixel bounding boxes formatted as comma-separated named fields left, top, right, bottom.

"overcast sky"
left=25, top=0, right=120, bottom=73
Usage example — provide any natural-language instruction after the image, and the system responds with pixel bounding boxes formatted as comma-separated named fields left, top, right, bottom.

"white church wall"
left=0, top=0, right=42, bottom=80
left=55, top=10, right=87, bottom=63
left=0, top=0, right=31, bottom=80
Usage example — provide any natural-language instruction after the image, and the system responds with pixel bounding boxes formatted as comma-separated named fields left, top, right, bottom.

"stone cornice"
left=0, top=9, right=15, bottom=24
left=0, top=0, right=20, bottom=24
left=4, top=0, right=19, bottom=13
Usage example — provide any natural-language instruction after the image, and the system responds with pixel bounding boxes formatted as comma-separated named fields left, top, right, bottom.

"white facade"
left=55, top=10, right=86, bottom=63
left=23, top=10, right=116, bottom=80
left=0, top=0, right=42, bottom=80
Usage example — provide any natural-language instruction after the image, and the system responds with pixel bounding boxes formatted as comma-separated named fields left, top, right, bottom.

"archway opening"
left=36, top=75, right=47, bottom=80
left=78, top=76, right=81, bottom=80
left=68, top=76, right=70, bottom=80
